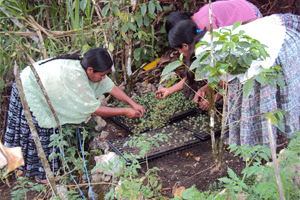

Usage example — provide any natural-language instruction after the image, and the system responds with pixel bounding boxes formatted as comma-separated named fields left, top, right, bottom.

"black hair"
left=40, top=47, right=112, bottom=73
left=168, top=20, right=207, bottom=98
left=165, top=11, right=194, bottom=34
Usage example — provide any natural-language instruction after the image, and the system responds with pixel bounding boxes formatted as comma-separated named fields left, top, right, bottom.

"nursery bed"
left=176, top=113, right=222, bottom=140
left=107, top=125, right=202, bottom=163
left=109, top=91, right=199, bottom=134
left=109, top=108, right=198, bottom=133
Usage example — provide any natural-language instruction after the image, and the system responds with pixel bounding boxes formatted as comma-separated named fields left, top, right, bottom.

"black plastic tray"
left=107, top=125, right=202, bottom=163
left=109, top=108, right=198, bottom=134
left=175, top=113, right=222, bottom=141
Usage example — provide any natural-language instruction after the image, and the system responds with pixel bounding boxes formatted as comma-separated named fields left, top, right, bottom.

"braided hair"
left=39, top=47, right=112, bottom=72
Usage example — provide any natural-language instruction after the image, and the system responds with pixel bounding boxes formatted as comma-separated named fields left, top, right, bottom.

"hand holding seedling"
left=131, top=103, right=146, bottom=117
left=155, top=88, right=170, bottom=99
left=194, top=88, right=209, bottom=111
left=123, top=108, right=142, bottom=119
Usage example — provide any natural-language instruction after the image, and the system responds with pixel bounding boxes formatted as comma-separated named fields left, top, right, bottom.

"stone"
left=81, top=174, right=87, bottom=183
left=100, top=131, right=109, bottom=139
left=91, top=173, right=102, bottom=183
left=56, top=184, right=68, bottom=200
left=89, top=135, right=110, bottom=155
left=102, top=175, right=111, bottom=182
left=94, top=116, right=107, bottom=132
left=94, top=152, right=123, bottom=176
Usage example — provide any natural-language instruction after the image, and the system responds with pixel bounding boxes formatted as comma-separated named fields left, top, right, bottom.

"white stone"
left=94, top=116, right=107, bottom=131
left=94, top=152, right=123, bottom=176
left=100, top=131, right=109, bottom=139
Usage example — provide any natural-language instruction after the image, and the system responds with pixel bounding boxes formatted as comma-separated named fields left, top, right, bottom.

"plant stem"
left=267, top=118, right=285, bottom=200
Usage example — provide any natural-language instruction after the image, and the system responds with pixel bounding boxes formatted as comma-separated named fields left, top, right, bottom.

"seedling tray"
left=175, top=113, right=222, bottom=140
left=109, top=91, right=199, bottom=134
left=109, top=108, right=197, bottom=133
left=107, top=125, right=201, bottom=163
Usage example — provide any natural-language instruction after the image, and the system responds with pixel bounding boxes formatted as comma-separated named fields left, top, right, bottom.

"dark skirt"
left=225, top=14, right=300, bottom=149
left=4, top=82, right=60, bottom=179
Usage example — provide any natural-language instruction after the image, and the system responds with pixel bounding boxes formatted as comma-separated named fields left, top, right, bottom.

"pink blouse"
left=193, top=0, right=260, bottom=30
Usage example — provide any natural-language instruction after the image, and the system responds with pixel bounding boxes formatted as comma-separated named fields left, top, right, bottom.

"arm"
left=155, top=78, right=186, bottom=99
left=109, top=85, right=146, bottom=116
left=92, top=106, right=140, bottom=118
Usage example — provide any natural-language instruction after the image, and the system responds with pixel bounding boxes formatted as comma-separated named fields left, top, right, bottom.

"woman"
left=157, top=14, right=300, bottom=151
left=4, top=47, right=146, bottom=183
left=165, top=0, right=262, bottom=34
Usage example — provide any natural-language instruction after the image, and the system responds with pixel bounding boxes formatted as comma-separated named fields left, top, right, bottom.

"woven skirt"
left=4, top=82, right=60, bottom=179
left=225, top=14, right=300, bottom=149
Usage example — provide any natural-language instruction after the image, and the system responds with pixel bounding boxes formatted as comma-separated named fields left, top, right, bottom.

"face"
left=175, top=43, right=190, bottom=57
left=86, top=67, right=111, bottom=83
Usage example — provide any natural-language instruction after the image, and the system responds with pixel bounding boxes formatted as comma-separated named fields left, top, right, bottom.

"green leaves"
left=232, top=21, right=242, bottom=31
left=243, top=78, right=254, bottom=97
left=161, top=61, right=182, bottom=76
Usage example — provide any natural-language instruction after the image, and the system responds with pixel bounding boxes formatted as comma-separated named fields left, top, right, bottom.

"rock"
left=91, top=173, right=102, bottom=183
left=81, top=174, right=87, bottom=183
left=100, top=131, right=109, bottom=139
left=56, top=185, right=68, bottom=200
left=89, top=134, right=110, bottom=155
left=94, top=116, right=107, bottom=132
left=102, top=175, right=111, bottom=182
left=94, top=152, right=123, bottom=176
left=98, top=95, right=107, bottom=106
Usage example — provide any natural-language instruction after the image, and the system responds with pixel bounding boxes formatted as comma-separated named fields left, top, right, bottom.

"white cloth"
left=20, top=59, right=114, bottom=128
left=195, top=14, right=286, bottom=83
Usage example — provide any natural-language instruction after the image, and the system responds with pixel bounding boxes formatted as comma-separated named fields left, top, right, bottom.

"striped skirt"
left=4, top=82, right=60, bottom=179
left=225, top=14, right=300, bottom=149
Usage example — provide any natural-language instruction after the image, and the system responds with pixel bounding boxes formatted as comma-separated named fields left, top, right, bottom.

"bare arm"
left=92, top=106, right=139, bottom=118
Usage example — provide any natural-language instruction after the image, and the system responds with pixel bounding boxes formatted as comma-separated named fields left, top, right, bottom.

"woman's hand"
left=131, top=103, right=146, bottom=117
left=194, top=86, right=209, bottom=111
left=155, top=88, right=171, bottom=99
left=123, top=108, right=142, bottom=119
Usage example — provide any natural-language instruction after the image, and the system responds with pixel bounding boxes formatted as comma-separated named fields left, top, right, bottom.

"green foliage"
left=11, top=176, right=45, bottom=200
left=100, top=0, right=166, bottom=70
left=92, top=132, right=170, bottom=199
left=264, top=109, right=290, bottom=133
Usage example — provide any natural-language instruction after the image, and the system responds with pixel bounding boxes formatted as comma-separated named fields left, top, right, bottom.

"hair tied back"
left=196, top=30, right=202, bottom=33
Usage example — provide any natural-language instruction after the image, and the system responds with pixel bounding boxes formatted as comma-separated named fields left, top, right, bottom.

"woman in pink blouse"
left=165, top=0, right=262, bottom=34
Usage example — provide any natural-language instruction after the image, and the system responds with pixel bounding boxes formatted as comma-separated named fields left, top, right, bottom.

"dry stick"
left=13, top=63, right=58, bottom=197
left=27, top=15, right=63, bottom=46
left=36, top=30, right=47, bottom=59
left=0, top=7, right=40, bottom=44
left=267, top=118, right=285, bottom=200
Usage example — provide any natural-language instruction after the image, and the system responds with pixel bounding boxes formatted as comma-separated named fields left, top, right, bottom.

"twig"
left=13, top=62, right=58, bottom=197
left=267, top=118, right=285, bottom=200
